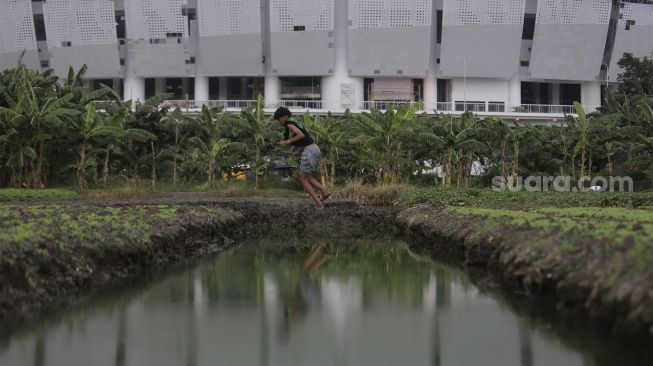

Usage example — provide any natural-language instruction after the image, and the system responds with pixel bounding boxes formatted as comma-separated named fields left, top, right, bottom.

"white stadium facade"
left=1, top=0, right=653, bottom=121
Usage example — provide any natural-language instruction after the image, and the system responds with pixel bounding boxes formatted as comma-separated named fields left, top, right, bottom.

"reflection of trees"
left=33, top=331, right=45, bottom=366
left=114, top=308, right=127, bottom=366
left=518, top=322, right=533, bottom=366
left=430, top=266, right=451, bottom=366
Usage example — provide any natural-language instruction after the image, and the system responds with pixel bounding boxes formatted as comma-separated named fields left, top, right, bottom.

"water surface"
left=0, top=238, right=649, bottom=366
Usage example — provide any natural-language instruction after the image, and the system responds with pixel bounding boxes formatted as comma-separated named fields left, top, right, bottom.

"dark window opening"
left=40, top=60, right=49, bottom=68
left=165, top=78, right=183, bottom=99
left=293, top=25, right=306, bottom=31
left=115, top=12, right=126, bottom=39
left=280, top=77, right=321, bottom=100
left=62, top=41, right=72, bottom=47
left=521, top=82, right=551, bottom=105
left=33, top=14, right=46, bottom=41
left=166, top=32, right=183, bottom=38
left=436, top=10, right=443, bottom=44
left=185, top=57, right=196, bottom=64
left=437, top=79, right=449, bottom=103
left=520, top=61, right=530, bottom=67
left=93, top=79, right=113, bottom=90
left=412, top=79, right=423, bottom=102
left=364, top=78, right=373, bottom=101
left=145, top=78, right=156, bottom=99
left=522, top=14, right=536, bottom=40
left=560, top=83, right=581, bottom=106
left=209, top=77, right=220, bottom=100
left=120, top=58, right=125, bottom=65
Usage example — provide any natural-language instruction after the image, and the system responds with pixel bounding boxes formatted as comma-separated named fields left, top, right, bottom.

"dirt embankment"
left=397, top=204, right=653, bottom=338
left=0, top=198, right=398, bottom=325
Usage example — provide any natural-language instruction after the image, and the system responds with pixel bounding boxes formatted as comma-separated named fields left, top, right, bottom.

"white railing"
left=94, top=99, right=598, bottom=116
left=516, top=104, right=599, bottom=114
left=362, top=100, right=416, bottom=110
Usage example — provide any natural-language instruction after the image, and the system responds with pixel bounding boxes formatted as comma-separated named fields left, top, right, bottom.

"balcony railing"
left=95, top=99, right=597, bottom=116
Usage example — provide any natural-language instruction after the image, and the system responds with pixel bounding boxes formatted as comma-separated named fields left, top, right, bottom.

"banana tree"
left=435, top=112, right=488, bottom=188
left=74, top=103, right=123, bottom=188
left=235, top=95, right=280, bottom=190
left=567, top=102, right=620, bottom=178
left=351, top=102, right=434, bottom=184
left=191, top=105, right=244, bottom=188
left=303, top=112, right=350, bottom=190
left=0, top=63, right=80, bottom=187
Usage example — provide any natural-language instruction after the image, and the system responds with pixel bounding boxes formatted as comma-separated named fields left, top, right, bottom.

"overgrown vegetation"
left=0, top=189, right=78, bottom=201
left=1, top=54, right=652, bottom=191
left=395, top=189, right=653, bottom=209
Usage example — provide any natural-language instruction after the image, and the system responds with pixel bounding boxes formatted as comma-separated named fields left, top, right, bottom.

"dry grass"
left=334, top=180, right=411, bottom=206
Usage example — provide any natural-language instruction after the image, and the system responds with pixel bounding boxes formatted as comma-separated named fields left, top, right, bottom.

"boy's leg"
left=307, top=175, right=330, bottom=199
left=300, top=170, right=324, bottom=208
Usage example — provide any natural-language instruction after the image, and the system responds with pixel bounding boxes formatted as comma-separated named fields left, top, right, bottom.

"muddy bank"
left=0, top=198, right=398, bottom=325
left=397, top=204, right=653, bottom=339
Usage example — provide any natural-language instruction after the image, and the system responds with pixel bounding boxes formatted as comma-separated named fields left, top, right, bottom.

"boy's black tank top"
left=284, top=120, right=314, bottom=147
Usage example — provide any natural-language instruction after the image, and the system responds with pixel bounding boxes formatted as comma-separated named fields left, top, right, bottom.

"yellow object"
left=222, top=170, right=247, bottom=181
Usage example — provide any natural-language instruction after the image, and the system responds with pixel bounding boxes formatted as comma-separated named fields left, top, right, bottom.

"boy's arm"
left=278, top=124, right=304, bottom=146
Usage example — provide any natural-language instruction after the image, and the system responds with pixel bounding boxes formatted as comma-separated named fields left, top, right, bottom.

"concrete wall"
left=451, top=78, right=510, bottom=104
left=349, top=27, right=431, bottom=77
left=440, top=25, right=523, bottom=78
left=270, top=31, right=334, bottom=76
left=197, top=35, right=264, bottom=76
left=529, top=24, right=608, bottom=81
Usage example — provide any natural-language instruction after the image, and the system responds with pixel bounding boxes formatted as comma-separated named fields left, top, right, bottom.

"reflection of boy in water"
left=281, top=244, right=331, bottom=340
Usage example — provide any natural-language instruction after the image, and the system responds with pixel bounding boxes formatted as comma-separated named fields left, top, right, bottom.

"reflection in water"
left=1, top=239, right=651, bottom=366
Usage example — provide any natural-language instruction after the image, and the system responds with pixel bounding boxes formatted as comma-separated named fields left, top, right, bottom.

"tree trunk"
left=499, top=145, right=506, bottom=181
left=76, top=142, right=86, bottom=189
left=607, top=154, right=613, bottom=176
left=208, top=156, right=216, bottom=188
left=173, top=156, right=177, bottom=185
left=330, top=162, right=336, bottom=191
left=255, top=149, right=261, bottom=190
left=102, top=149, right=110, bottom=186
left=151, top=141, right=156, bottom=189
left=579, top=147, right=586, bottom=178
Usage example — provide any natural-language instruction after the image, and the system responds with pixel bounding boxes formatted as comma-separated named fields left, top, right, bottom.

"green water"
left=0, top=239, right=650, bottom=366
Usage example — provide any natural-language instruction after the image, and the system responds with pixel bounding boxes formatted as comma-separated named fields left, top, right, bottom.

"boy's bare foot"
left=320, top=192, right=331, bottom=202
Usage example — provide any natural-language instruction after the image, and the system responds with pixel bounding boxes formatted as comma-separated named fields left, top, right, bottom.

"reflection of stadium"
left=2, top=0, right=652, bottom=118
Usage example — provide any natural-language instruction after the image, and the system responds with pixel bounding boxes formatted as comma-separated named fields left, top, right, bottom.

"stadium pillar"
left=509, top=78, right=521, bottom=111
left=264, top=75, right=280, bottom=105
left=581, top=81, right=601, bottom=112
left=123, top=75, right=144, bottom=103
left=194, top=76, right=209, bottom=102
left=423, top=74, right=437, bottom=113
left=322, top=0, right=363, bottom=111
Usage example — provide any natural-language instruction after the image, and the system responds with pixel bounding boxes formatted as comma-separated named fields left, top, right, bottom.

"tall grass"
left=335, top=180, right=411, bottom=206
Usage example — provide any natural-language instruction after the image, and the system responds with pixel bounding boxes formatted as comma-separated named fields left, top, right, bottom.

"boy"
left=274, top=107, right=331, bottom=208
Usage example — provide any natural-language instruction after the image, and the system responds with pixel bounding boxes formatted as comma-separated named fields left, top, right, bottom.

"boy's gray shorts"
left=300, top=144, right=321, bottom=173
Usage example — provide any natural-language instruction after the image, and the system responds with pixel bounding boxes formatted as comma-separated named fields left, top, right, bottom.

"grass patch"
left=0, top=189, right=78, bottom=201
left=395, top=188, right=653, bottom=209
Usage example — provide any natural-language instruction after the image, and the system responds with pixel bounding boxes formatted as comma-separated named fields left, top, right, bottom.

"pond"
left=0, top=238, right=650, bottom=366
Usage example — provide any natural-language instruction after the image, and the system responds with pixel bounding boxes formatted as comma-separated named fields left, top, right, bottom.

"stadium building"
left=1, top=0, right=652, bottom=120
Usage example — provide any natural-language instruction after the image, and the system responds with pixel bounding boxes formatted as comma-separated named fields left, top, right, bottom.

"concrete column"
left=550, top=83, right=560, bottom=105
left=218, top=77, right=228, bottom=100
left=123, top=75, right=145, bottom=103
left=423, top=75, right=437, bottom=113
left=264, top=75, right=281, bottom=105
left=321, top=0, right=364, bottom=111
left=509, top=78, right=521, bottom=111
left=423, top=0, right=439, bottom=113
left=581, top=81, right=601, bottom=112
left=194, top=76, right=209, bottom=102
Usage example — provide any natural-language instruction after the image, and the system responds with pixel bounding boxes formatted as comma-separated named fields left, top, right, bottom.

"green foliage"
left=0, top=189, right=78, bottom=201
left=395, top=188, right=653, bottom=209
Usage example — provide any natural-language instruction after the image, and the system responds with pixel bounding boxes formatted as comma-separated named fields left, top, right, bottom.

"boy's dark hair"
left=274, top=107, right=292, bottom=120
